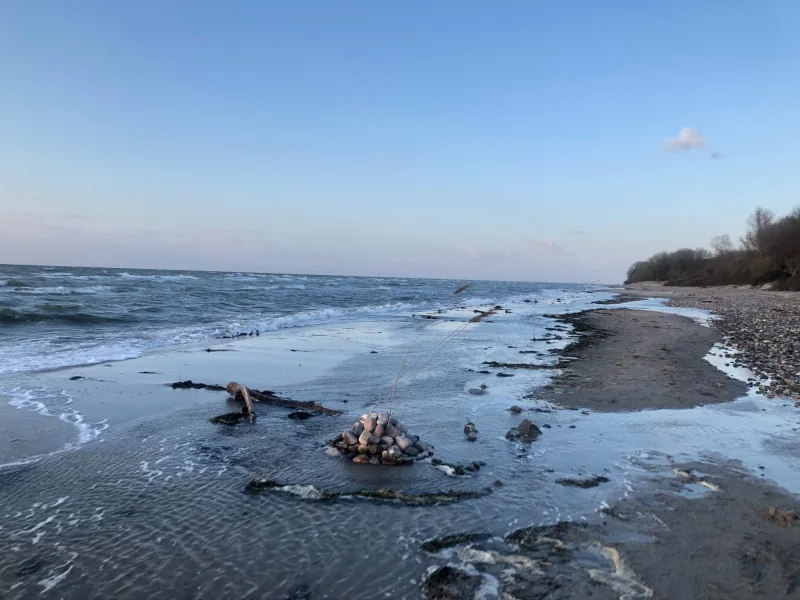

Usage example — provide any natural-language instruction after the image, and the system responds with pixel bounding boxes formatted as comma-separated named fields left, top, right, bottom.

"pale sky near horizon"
left=1, top=1, right=799, bottom=283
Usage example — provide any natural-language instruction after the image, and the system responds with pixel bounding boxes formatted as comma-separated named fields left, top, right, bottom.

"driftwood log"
left=226, top=381, right=342, bottom=417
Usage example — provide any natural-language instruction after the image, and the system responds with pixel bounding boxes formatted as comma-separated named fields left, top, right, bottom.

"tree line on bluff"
left=626, top=207, right=800, bottom=290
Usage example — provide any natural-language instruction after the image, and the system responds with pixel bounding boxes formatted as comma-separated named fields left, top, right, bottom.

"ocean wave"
left=2, top=278, right=31, bottom=287
left=237, top=301, right=422, bottom=335
left=5, top=285, right=113, bottom=296
left=117, top=272, right=197, bottom=281
left=0, top=308, right=135, bottom=325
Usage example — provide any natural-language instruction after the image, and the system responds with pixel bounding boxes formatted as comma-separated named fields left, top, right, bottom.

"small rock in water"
left=287, top=410, right=313, bottom=420
left=464, top=421, right=478, bottom=441
left=508, top=405, right=523, bottom=414
left=506, top=418, right=542, bottom=442
left=352, top=455, right=369, bottom=464
left=326, top=447, right=341, bottom=457
left=423, top=566, right=482, bottom=600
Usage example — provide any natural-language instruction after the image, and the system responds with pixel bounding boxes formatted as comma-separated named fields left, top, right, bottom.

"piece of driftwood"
left=226, top=382, right=256, bottom=423
left=226, top=381, right=342, bottom=416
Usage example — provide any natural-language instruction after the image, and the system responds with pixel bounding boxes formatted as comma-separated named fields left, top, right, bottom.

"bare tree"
left=710, top=234, right=734, bottom=256
left=741, top=207, right=775, bottom=255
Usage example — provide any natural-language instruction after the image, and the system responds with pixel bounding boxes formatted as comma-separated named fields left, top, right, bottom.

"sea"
left=0, top=264, right=583, bottom=375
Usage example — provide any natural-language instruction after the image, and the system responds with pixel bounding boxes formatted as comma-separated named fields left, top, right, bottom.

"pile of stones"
left=327, top=412, right=434, bottom=465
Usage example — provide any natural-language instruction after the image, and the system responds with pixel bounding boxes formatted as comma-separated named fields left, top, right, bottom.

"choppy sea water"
left=1, top=267, right=799, bottom=599
left=0, top=265, right=580, bottom=375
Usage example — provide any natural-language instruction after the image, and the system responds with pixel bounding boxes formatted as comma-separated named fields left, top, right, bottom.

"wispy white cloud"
left=664, top=127, right=708, bottom=152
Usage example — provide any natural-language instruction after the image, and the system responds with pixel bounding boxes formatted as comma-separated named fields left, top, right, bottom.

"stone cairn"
left=327, top=412, right=434, bottom=465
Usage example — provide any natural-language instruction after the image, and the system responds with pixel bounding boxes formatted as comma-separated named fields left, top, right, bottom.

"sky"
left=1, top=1, right=799, bottom=283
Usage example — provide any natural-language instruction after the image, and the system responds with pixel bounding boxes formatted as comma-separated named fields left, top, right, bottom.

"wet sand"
left=611, top=460, right=800, bottom=599
left=540, top=308, right=748, bottom=411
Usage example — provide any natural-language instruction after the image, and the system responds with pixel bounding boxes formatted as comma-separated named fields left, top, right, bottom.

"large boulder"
left=358, top=429, right=372, bottom=445
left=342, top=431, right=358, bottom=445
left=395, top=435, right=412, bottom=451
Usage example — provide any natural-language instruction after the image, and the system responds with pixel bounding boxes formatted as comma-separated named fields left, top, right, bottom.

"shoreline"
left=625, top=285, right=800, bottom=401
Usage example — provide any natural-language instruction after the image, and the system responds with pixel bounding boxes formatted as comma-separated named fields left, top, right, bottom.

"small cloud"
left=569, top=230, right=585, bottom=235
left=710, top=151, right=723, bottom=160
left=664, top=127, right=708, bottom=152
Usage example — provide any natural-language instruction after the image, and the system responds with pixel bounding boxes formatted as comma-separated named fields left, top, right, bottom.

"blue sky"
left=1, top=1, right=798, bottom=282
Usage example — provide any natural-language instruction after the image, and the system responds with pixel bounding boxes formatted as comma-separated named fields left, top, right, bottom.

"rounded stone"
left=360, top=413, right=377, bottom=433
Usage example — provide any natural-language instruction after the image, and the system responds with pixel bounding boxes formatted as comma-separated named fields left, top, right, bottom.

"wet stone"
left=506, top=418, right=542, bottom=442
left=423, top=566, right=482, bottom=600
left=328, top=412, right=435, bottom=465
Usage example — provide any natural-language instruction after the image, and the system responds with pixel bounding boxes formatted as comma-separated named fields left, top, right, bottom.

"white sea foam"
left=1, top=387, right=109, bottom=470
left=10, top=285, right=113, bottom=295
left=117, top=272, right=197, bottom=281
